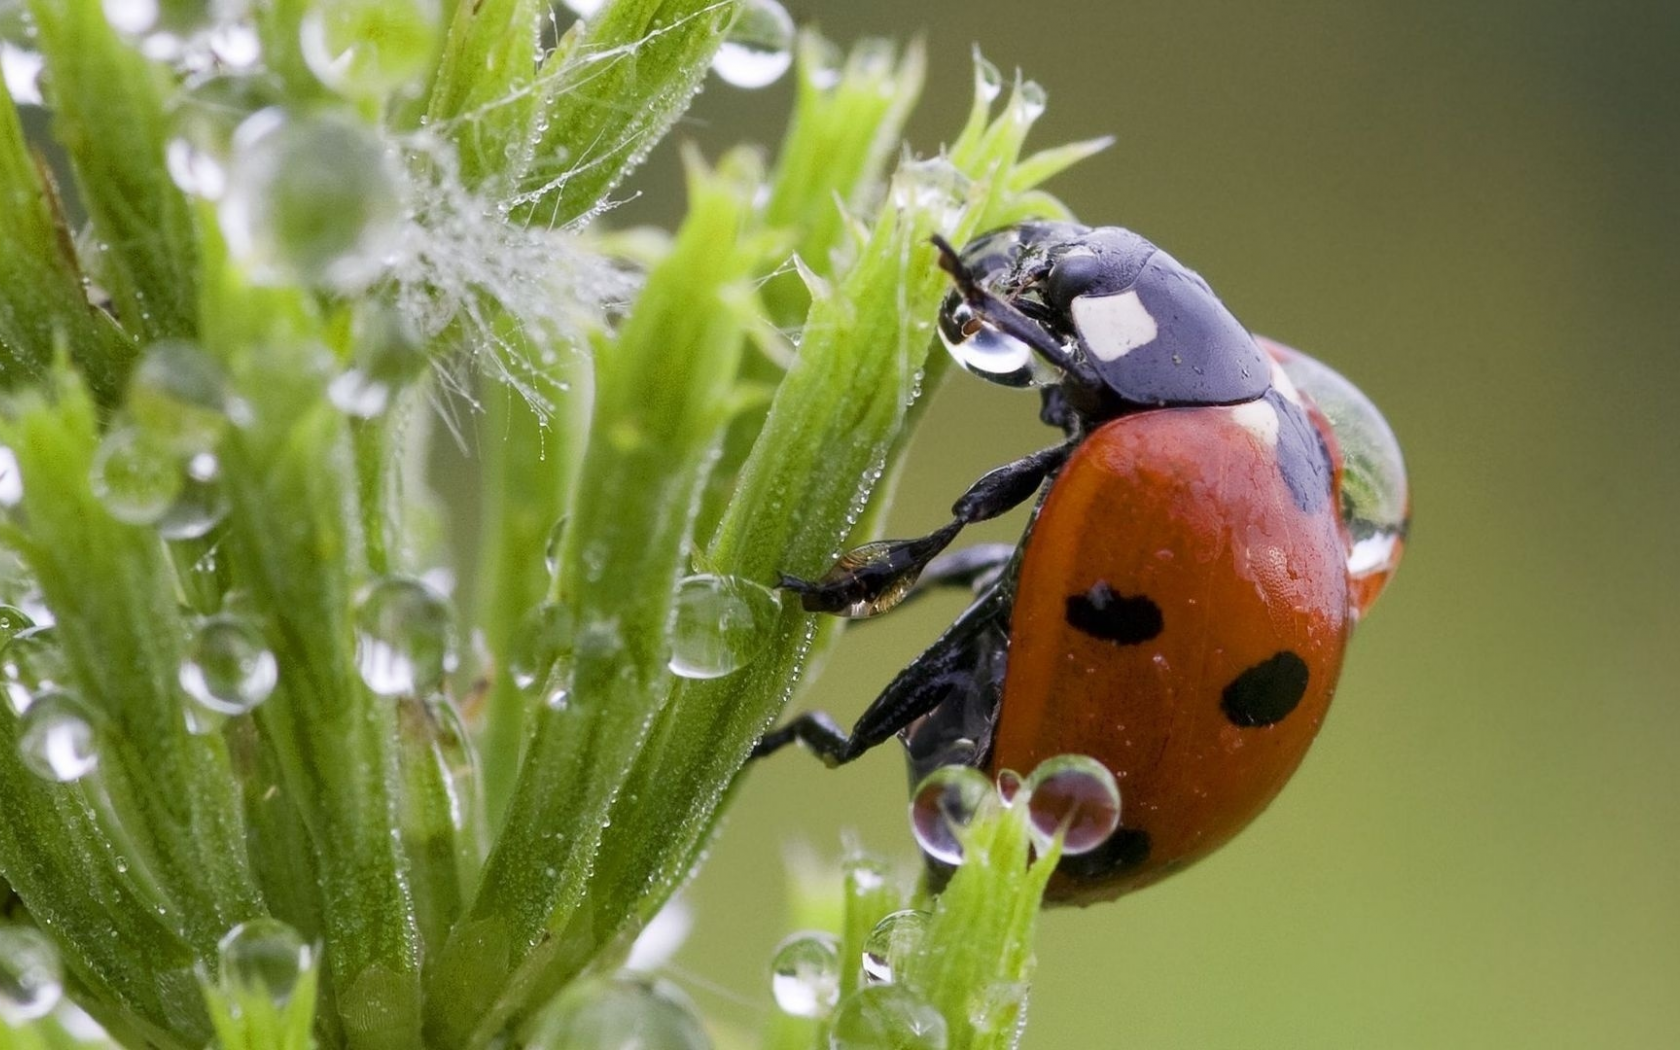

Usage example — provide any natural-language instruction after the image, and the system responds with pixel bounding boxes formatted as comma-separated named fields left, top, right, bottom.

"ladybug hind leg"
left=779, top=443, right=1070, bottom=617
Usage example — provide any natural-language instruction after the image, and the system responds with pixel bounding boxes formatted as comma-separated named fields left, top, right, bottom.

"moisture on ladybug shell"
left=757, top=222, right=1409, bottom=904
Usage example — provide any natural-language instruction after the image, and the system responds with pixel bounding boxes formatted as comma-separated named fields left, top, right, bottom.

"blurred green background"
left=627, top=1, right=1679, bottom=1045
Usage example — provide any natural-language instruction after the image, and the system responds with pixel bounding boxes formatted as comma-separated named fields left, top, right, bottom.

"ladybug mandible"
left=755, top=222, right=1409, bottom=903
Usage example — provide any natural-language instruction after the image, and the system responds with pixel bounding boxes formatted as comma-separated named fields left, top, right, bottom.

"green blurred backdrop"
left=628, top=1, right=1679, bottom=1045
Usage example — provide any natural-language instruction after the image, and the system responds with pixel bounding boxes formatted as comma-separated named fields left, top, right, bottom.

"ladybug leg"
left=893, top=543, right=1016, bottom=607
left=780, top=443, right=1071, bottom=616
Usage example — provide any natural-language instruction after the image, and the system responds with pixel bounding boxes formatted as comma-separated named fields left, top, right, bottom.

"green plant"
left=0, top=2, right=1104, bottom=1046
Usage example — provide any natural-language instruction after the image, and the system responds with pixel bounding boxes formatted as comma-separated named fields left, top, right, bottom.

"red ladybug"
left=756, top=223, right=1408, bottom=902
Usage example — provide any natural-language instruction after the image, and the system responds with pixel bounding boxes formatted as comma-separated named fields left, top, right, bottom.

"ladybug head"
left=936, top=223, right=1270, bottom=416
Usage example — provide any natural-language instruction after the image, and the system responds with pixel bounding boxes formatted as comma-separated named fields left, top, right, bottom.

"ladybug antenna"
left=929, top=235, right=1087, bottom=379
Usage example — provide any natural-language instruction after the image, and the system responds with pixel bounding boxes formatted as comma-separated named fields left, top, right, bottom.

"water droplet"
left=908, top=766, right=991, bottom=865
left=217, top=918, right=312, bottom=1005
left=354, top=576, right=456, bottom=697
left=543, top=516, right=568, bottom=578
left=558, top=0, right=603, bottom=17
left=128, top=340, right=234, bottom=453
left=90, top=426, right=182, bottom=526
left=327, top=303, right=429, bottom=418
left=165, top=71, right=284, bottom=200
left=509, top=602, right=574, bottom=691
left=299, top=0, right=442, bottom=101
left=0, top=926, right=63, bottom=1025
left=0, top=605, right=32, bottom=648
left=1016, top=79, right=1048, bottom=121
left=828, top=985, right=948, bottom=1050
left=0, top=42, right=42, bottom=106
left=17, top=689, right=99, bottom=782
left=770, top=931, right=840, bottom=1018
left=2, top=625, right=63, bottom=715
left=157, top=453, right=229, bottom=540
left=103, top=0, right=231, bottom=62
left=667, top=574, right=780, bottom=680
left=218, top=109, right=403, bottom=291
left=0, top=445, right=20, bottom=507
left=1022, top=754, right=1121, bottom=855
left=531, top=974, right=711, bottom=1050
left=972, top=52, right=1003, bottom=104
left=936, top=292, right=1061, bottom=389
left=1266, top=339, right=1408, bottom=618
left=860, top=909, right=928, bottom=985
left=180, top=615, right=276, bottom=716
left=995, top=768, right=1023, bottom=805
left=711, top=0, right=793, bottom=89
left=891, top=159, right=969, bottom=233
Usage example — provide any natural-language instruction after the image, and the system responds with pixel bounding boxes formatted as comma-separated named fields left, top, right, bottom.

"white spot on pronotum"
left=1071, top=291, right=1158, bottom=361
left=1231, top=399, right=1280, bottom=446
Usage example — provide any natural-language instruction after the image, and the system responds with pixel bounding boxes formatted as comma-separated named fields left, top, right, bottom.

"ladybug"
left=755, top=222, right=1408, bottom=903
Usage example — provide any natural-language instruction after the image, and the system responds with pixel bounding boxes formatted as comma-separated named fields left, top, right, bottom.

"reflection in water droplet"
left=667, top=574, right=780, bottom=680
left=219, top=109, right=403, bottom=291
left=0, top=925, right=63, bottom=1025
left=711, top=0, right=793, bottom=89
left=908, top=766, right=991, bottom=865
left=180, top=615, right=276, bottom=716
left=828, top=984, right=948, bottom=1050
left=860, top=909, right=929, bottom=985
left=355, top=576, right=457, bottom=697
left=769, top=930, right=841, bottom=1018
left=217, top=918, right=312, bottom=1005
left=530, top=974, right=711, bottom=1050
left=1022, top=754, right=1121, bottom=855
left=17, top=690, right=98, bottom=782
left=509, top=602, right=574, bottom=691
left=299, top=0, right=441, bottom=101
left=90, top=427, right=183, bottom=526
left=936, top=293, right=1061, bottom=389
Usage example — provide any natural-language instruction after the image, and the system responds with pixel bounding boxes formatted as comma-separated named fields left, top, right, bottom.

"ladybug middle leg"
left=777, top=442, right=1071, bottom=617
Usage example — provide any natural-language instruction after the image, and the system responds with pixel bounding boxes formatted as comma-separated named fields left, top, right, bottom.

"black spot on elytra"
left=1268, top=390, right=1332, bottom=515
left=1221, top=651, right=1310, bottom=727
left=1058, top=826, right=1152, bottom=880
left=1066, top=582, right=1163, bottom=645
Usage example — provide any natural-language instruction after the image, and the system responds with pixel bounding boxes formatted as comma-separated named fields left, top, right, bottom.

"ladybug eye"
left=1269, top=344, right=1409, bottom=618
left=936, top=293, right=1062, bottom=389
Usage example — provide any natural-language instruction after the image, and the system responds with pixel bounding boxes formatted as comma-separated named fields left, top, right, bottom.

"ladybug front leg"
left=778, top=443, right=1071, bottom=616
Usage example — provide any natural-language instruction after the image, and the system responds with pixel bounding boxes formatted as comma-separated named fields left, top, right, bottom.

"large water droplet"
left=828, top=985, right=948, bottom=1050
left=770, top=930, right=841, bottom=1018
left=157, top=453, right=229, bottom=541
left=0, top=926, right=63, bottom=1025
left=90, top=426, right=183, bottom=526
left=219, top=109, right=403, bottom=291
left=128, top=340, right=235, bottom=454
left=299, top=0, right=441, bottom=100
left=1022, top=754, right=1121, bottom=855
left=354, top=576, right=456, bottom=697
left=936, top=293, right=1060, bottom=389
left=860, top=909, right=929, bottom=985
left=531, top=974, right=711, bottom=1050
left=0, top=445, right=21, bottom=507
left=165, top=71, right=284, bottom=200
left=327, top=303, right=429, bottom=419
left=2, top=625, right=63, bottom=715
left=711, top=0, right=793, bottom=89
left=1264, top=338, right=1408, bottom=618
left=667, top=574, right=780, bottom=680
left=17, top=689, right=98, bottom=782
left=180, top=615, right=276, bottom=717
left=891, top=159, right=970, bottom=234
left=217, top=918, right=312, bottom=1005
left=908, top=766, right=991, bottom=865
left=509, top=602, right=574, bottom=691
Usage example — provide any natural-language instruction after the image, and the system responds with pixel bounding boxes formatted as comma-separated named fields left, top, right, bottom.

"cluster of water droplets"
left=909, top=755, right=1122, bottom=865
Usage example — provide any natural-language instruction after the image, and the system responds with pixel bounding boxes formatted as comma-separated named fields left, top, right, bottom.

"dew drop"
left=0, top=926, right=63, bottom=1025
left=543, top=515, right=568, bottom=578
left=157, top=453, right=229, bottom=540
left=217, top=918, right=312, bottom=1006
left=0, top=605, right=32, bottom=648
left=326, top=303, right=428, bottom=419
left=558, top=0, right=604, bottom=17
left=860, top=909, right=929, bottom=985
left=667, top=574, right=780, bottom=680
left=299, top=0, right=441, bottom=101
left=218, top=109, right=403, bottom=291
left=180, top=615, right=276, bottom=716
left=509, top=602, right=574, bottom=691
left=711, top=0, right=793, bottom=89
left=1023, top=754, right=1121, bottom=855
left=2, top=625, right=63, bottom=715
left=891, top=159, right=970, bottom=233
left=972, top=53, right=1003, bottom=104
left=769, top=930, right=841, bottom=1018
left=908, top=766, right=991, bottom=865
left=0, top=445, right=20, bottom=507
left=1016, top=79, right=1048, bottom=121
left=530, top=974, right=711, bottom=1050
left=936, top=293, right=1060, bottom=389
left=354, top=576, right=456, bottom=697
left=90, top=426, right=182, bottom=526
left=828, top=984, right=948, bottom=1050
left=128, top=340, right=234, bottom=453
left=995, top=768, right=1024, bottom=804
left=165, top=71, right=284, bottom=200
left=17, top=689, right=98, bottom=782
